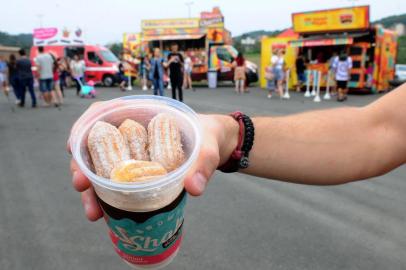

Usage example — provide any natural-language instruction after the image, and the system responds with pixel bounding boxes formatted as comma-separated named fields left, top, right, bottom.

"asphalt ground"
left=0, top=85, right=405, bottom=270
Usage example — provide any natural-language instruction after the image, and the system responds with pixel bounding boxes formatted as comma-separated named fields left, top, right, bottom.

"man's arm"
left=217, top=84, right=406, bottom=185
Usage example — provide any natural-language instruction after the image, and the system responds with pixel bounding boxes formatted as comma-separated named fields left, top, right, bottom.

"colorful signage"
left=141, top=19, right=199, bottom=30
left=200, top=7, right=224, bottom=28
left=123, top=33, right=142, bottom=53
left=292, top=6, right=370, bottom=33
left=289, top=37, right=354, bottom=47
left=33, top=27, right=84, bottom=46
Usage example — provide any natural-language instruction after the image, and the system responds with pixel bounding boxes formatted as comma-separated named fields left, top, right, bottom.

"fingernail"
left=193, top=172, right=207, bottom=194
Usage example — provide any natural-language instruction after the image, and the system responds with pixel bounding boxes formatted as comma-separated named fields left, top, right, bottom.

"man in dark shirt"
left=295, top=55, right=306, bottom=92
left=16, top=49, right=36, bottom=108
left=166, top=43, right=184, bottom=102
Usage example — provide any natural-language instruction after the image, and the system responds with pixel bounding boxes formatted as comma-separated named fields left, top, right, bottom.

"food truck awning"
left=289, top=32, right=369, bottom=47
left=143, top=33, right=205, bottom=41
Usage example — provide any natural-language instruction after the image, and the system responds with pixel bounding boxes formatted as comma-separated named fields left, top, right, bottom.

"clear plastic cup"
left=70, top=95, right=201, bottom=269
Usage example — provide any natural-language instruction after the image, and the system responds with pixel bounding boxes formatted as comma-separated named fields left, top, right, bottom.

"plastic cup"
left=70, top=95, right=201, bottom=269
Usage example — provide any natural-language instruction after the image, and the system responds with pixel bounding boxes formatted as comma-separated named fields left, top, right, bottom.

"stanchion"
left=282, top=69, right=291, bottom=99
left=311, top=70, right=317, bottom=96
left=324, top=70, right=331, bottom=100
left=314, top=71, right=321, bottom=102
left=304, top=69, right=311, bottom=97
left=126, top=74, right=133, bottom=91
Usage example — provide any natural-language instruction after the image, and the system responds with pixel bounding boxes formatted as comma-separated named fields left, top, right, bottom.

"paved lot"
left=1, top=86, right=405, bottom=270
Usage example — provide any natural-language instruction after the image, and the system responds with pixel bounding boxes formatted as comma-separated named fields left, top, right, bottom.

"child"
left=265, top=65, right=275, bottom=99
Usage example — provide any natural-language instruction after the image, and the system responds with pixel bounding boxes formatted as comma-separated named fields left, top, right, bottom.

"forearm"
left=244, top=104, right=406, bottom=185
left=214, top=90, right=406, bottom=185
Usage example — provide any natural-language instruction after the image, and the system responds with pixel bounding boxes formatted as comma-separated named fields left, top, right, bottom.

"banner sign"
left=289, top=37, right=354, bottom=47
left=200, top=7, right=224, bottom=28
left=292, top=6, right=370, bottom=33
left=141, top=19, right=199, bottom=30
left=33, top=27, right=84, bottom=46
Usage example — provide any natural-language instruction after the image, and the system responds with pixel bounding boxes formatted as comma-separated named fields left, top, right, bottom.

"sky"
left=2, top=0, right=406, bottom=44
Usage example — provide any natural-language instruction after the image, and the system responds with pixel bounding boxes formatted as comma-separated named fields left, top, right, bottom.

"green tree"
left=108, top=43, right=123, bottom=57
left=397, top=36, right=406, bottom=64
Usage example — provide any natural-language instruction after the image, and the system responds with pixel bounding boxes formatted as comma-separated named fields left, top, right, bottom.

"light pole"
left=185, top=2, right=194, bottom=18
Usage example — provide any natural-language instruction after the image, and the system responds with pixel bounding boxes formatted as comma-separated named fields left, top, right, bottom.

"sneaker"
left=142, top=86, right=148, bottom=91
left=267, top=94, right=272, bottom=99
left=15, top=99, right=21, bottom=105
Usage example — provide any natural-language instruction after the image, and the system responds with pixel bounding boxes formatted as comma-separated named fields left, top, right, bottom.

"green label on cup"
left=99, top=191, right=187, bottom=266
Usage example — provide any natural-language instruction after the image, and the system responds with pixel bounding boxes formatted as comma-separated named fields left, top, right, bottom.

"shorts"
left=274, top=68, right=284, bottom=81
left=184, top=68, right=192, bottom=75
left=336, top=80, right=348, bottom=89
left=40, top=78, right=53, bottom=92
left=118, top=73, right=128, bottom=83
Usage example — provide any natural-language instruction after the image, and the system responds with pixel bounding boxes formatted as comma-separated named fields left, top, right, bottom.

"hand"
left=68, top=106, right=238, bottom=222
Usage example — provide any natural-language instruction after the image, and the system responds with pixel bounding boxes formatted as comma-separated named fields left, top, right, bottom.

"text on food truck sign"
left=292, top=6, right=370, bottom=34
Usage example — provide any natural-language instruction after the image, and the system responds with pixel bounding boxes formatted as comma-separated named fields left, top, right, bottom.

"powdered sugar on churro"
left=88, top=121, right=130, bottom=178
left=119, top=119, right=149, bottom=161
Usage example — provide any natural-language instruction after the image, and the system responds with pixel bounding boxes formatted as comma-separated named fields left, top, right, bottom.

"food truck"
left=30, top=27, right=120, bottom=86
left=261, top=6, right=398, bottom=93
left=124, top=7, right=258, bottom=85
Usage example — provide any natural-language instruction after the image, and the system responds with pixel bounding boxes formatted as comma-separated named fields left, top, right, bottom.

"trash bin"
left=208, top=69, right=218, bottom=89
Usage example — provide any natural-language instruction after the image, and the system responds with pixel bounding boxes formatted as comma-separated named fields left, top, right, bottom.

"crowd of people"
left=265, top=49, right=354, bottom=102
left=0, top=47, right=82, bottom=108
left=0, top=46, right=93, bottom=109
left=119, top=43, right=198, bottom=102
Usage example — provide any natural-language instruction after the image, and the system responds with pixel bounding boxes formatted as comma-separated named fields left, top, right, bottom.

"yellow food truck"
left=261, top=6, right=398, bottom=93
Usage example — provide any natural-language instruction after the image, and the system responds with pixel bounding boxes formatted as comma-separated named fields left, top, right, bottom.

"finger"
left=184, top=146, right=220, bottom=197
left=81, top=187, right=103, bottom=222
left=71, top=159, right=91, bottom=192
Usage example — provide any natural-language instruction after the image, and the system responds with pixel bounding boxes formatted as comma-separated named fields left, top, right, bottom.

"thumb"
left=184, top=144, right=220, bottom=197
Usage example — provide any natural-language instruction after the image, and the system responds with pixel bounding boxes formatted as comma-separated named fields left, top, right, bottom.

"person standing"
left=271, top=50, right=285, bottom=98
left=16, top=49, right=36, bottom=108
left=328, top=52, right=338, bottom=96
left=295, top=55, right=306, bottom=92
left=35, top=46, right=54, bottom=105
left=166, top=43, right=184, bottom=102
left=149, top=48, right=165, bottom=96
left=183, top=51, right=193, bottom=90
left=52, top=57, right=64, bottom=105
left=233, top=52, right=246, bottom=94
left=70, top=54, right=86, bottom=95
left=332, top=51, right=353, bottom=102
left=0, top=55, right=7, bottom=93
left=265, top=64, right=276, bottom=99
left=7, top=54, right=20, bottom=103
left=58, top=57, right=68, bottom=96
left=139, top=55, right=149, bottom=91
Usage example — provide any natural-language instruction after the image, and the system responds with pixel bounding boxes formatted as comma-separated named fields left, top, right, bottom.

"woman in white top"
left=332, top=51, right=353, bottom=102
left=70, top=54, right=86, bottom=95
left=183, top=52, right=193, bottom=90
left=271, top=50, right=285, bottom=97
